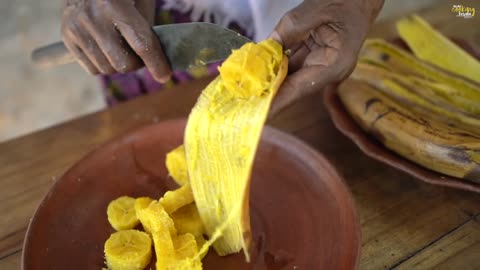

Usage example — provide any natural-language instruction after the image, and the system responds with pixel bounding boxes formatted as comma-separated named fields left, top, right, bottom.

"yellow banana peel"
left=396, top=14, right=480, bottom=83
left=184, top=39, right=287, bottom=260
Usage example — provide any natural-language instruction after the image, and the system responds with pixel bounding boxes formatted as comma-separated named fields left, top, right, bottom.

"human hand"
left=61, top=0, right=171, bottom=82
left=269, top=0, right=384, bottom=116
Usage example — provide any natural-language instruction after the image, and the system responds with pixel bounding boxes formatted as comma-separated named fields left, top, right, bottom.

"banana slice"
left=139, top=201, right=177, bottom=270
left=107, top=196, right=139, bottom=231
left=137, top=200, right=177, bottom=237
left=104, top=230, right=152, bottom=270
left=171, top=203, right=205, bottom=238
left=174, top=233, right=198, bottom=260
left=166, top=145, right=189, bottom=186
left=170, top=233, right=204, bottom=270
left=160, top=184, right=194, bottom=214
left=134, top=197, right=154, bottom=233
left=170, top=259, right=203, bottom=270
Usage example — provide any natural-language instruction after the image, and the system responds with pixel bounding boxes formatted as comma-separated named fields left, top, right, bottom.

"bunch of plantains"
left=338, top=15, right=480, bottom=182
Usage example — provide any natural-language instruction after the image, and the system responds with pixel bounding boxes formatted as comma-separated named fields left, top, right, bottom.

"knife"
left=31, top=22, right=251, bottom=71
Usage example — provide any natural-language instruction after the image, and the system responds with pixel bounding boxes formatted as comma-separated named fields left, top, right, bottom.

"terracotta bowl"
left=323, top=38, right=480, bottom=193
left=22, top=118, right=361, bottom=270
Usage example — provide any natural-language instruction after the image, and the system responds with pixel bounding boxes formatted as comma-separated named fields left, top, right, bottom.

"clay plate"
left=323, top=39, right=480, bottom=193
left=22, top=118, right=361, bottom=270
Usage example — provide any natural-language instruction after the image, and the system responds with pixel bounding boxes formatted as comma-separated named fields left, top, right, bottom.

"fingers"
left=62, top=22, right=102, bottom=74
left=80, top=16, right=143, bottom=73
left=269, top=65, right=335, bottom=117
left=108, top=0, right=172, bottom=82
left=269, top=1, right=340, bottom=49
left=269, top=47, right=356, bottom=118
left=62, top=10, right=116, bottom=74
left=73, top=28, right=116, bottom=74
left=270, top=42, right=357, bottom=117
left=288, top=42, right=311, bottom=73
left=61, top=0, right=167, bottom=79
left=64, top=41, right=99, bottom=75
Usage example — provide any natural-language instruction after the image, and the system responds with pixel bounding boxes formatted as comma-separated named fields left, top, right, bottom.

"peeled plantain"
left=338, top=79, right=480, bottom=181
left=184, top=39, right=288, bottom=260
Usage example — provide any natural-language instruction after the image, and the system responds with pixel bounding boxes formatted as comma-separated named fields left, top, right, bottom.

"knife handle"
left=31, top=42, right=75, bottom=68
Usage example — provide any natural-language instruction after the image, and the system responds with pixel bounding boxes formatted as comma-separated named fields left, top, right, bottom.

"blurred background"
left=0, top=0, right=451, bottom=142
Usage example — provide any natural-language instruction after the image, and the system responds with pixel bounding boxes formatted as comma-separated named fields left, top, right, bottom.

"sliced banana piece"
left=166, top=145, right=189, bottom=186
left=104, top=229, right=152, bottom=270
left=107, top=196, right=139, bottom=231
left=160, top=184, right=194, bottom=214
left=134, top=197, right=154, bottom=233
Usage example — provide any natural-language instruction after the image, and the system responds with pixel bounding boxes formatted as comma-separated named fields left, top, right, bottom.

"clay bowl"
left=22, top=118, right=360, bottom=270
left=323, top=38, right=480, bottom=193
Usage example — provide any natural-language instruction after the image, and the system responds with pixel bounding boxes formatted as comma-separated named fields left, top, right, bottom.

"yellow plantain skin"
left=396, top=15, right=480, bottom=83
left=351, top=63, right=480, bottom=134
left=359, top=39, right=480, bottom=115
left=184, top=39, right=288, bottom=261
left=338, top=79, right=480, bottom=181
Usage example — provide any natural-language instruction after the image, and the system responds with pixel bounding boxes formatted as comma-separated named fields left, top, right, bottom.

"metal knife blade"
left=31, top=22, right=251, bottom=71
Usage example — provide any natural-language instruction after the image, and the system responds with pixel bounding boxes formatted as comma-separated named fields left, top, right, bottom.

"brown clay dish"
left=323, top=38, right=480, bottom=194
left=22, top=118, right=361, bottom=270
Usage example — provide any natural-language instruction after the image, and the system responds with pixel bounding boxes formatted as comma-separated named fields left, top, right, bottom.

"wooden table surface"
left=1, top=3, right=479, bottom=269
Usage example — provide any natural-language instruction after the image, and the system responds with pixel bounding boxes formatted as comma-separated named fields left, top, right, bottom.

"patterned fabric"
left=100, top=0, right=253, bottom=106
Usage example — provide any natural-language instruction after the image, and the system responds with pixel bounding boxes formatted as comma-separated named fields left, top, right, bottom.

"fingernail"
left=157, top=74, right=171, bottom=83
left=268, top=31, right=283, bottom=45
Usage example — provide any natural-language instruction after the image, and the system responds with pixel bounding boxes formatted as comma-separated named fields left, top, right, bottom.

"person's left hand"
left=268, top=0, right=384, bottom=116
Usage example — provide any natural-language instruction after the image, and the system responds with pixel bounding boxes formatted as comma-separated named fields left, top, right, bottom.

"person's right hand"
left=61, top=0, right=171, bottom=82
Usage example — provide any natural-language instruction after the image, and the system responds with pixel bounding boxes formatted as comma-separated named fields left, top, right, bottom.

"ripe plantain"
left=351, top=63, right=480, bottom=134
left=396, top=14, right=480, bottom=83
left=359, top=39, right=480, bottom=115
left=337, top=79, right=480, bottom=182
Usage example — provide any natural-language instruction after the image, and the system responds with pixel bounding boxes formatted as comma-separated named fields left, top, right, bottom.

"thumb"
left=268, top=65, right=336, bottom=118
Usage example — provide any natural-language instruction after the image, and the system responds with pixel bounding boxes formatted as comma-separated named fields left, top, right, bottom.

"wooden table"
left=1, top=3, right=479, bottom=269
